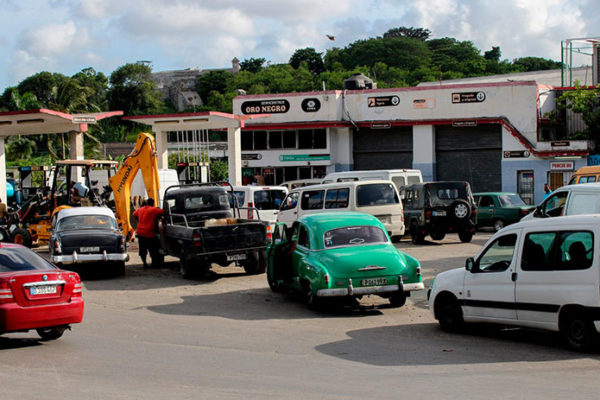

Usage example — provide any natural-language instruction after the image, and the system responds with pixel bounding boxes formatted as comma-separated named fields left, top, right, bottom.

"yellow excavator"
left=109, top=132, right=160, bottom=240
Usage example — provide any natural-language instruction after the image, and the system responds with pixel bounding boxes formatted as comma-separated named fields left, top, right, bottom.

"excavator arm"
left=109, top=132, right=160, bottom=239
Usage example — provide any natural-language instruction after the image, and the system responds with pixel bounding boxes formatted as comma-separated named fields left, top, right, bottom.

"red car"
left=0, top=243, right=84, bottom=340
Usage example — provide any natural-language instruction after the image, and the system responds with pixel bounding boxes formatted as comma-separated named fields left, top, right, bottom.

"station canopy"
left=0, top=109, right=123, bottom=136
left=123, top=111, right=265, bottom=130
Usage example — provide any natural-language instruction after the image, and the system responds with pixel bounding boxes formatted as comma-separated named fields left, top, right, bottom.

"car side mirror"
left=465, top=257, right=476, bottom=272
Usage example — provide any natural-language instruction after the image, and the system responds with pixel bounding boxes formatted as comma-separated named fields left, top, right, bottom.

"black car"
left=401, top=181, right=477, bottom=244
left=49, top=207, right=128, bottom=276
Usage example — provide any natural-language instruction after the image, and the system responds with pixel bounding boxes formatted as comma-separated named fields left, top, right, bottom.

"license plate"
left=80, top=246, right=100, bottom=253
left=361, top=278, right=387, bottom=286
left=30, top=285, right=57, bottom=295
left=432, top=211, right=446, bottom=216
left=227, top=253, right=247, bottom=261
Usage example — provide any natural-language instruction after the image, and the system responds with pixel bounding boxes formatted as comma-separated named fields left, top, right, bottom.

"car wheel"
left=243, top=250, right=267, bottom=275
left=266, top=265, right=282, bottom=292
left=492, top=219, right=505, bottom=232
left=561, top=312, right=597, bottom=352
left=305, top=287, right=322, bottom=310
left=389, top=292, right=407, bottom=308
left=410, top=223, right=425, bottom=245
left=390, top=235, right=403, bottom=243
left=435, top=296, right=464, bottom=332
left=452, top=200, right=471, bottom=220
left=11, top=228, right=33, bottom=248
left=37, top=325, right=67, bottom=340
left=0, top=227, right=9, bottom=242
left=430, top=231, right=446, bottom=241
left=179, top=251, right=194, bottom=279
left=114, top=261, right=126, bottom=277
left=458, top=231, right=473, bottom=243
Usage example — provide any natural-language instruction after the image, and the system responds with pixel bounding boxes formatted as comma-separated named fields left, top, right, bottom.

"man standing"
left=133, top=198, right=164, bottom=268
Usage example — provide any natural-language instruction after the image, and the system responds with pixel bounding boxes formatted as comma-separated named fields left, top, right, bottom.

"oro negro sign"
left=241, top=99, right=290, bottom=114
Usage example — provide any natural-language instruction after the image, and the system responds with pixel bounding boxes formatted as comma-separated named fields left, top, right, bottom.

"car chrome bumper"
left=317, top=282, right=424, bottom=297
left=52, top=251, right=129, bottom=264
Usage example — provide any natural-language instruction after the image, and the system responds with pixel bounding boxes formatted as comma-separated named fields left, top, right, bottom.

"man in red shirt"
left=133, top=198, right=164, bottom=268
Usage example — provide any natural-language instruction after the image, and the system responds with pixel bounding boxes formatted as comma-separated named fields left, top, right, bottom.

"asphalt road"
left=2, top=231, right=600, bottom=399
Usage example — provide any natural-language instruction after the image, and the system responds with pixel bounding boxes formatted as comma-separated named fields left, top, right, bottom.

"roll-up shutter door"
left=435, top=125, right=502, bottom=192
left=353, top=127, right=413, bottom=170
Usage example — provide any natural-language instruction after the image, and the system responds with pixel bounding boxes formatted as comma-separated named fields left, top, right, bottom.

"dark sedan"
left=49, top=207, right=128, bottom=276
left=474, top=192, right=535, bottom=231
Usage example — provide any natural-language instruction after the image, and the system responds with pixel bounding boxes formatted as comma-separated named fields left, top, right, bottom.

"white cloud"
left=19, top=21, right=90, bottom=58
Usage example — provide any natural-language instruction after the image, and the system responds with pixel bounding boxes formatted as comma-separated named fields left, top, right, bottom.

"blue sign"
left=587, top=155, right=600, bottom=166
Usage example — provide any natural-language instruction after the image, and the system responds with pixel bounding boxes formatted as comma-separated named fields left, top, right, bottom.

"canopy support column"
left=155, top=129, right=169, bottom=169
left=227, top=126, right=242, bottom=185
left=69, top=130, right=84, bottom=160
left=0, top=137, right=6, bottom=205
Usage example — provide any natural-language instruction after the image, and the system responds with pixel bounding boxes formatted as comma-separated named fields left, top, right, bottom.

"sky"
left=0, top=0, right=597, bottom=91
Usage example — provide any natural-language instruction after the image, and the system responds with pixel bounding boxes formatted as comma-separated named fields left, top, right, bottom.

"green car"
left=474, top=192, right=535, bottom=232
left=266, top=212, right=424, bottom=308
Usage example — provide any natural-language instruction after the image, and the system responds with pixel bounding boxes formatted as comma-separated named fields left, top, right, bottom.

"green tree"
left=72, top=67, right=108, bottom=110
left=196, top=70, right=234, bottom=103
left=557, top=82, right=600, bottom=148
left=289, top=48, right=324, bottom=75
left=484, top=46, right=501, bottom=62
left=6, top=136, right=36, bottom=162
left=0, top=88, right=41, bottom=111
left=107, top=63, right=164, bottom=116
left=240, top=58, right=266, bottom=73
left=383, top=26, right=431, bottom=40
left=17, top=71, right=69, bottom=105
left=511, top=57, right=562, bottom=72
left=210, top=159, right=228, bottom=182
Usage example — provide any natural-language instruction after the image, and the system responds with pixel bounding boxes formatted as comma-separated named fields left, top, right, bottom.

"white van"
left=277, top=180, right=405, bottom=240
left=521, top=182, right=600, bottom=221
left=428, top=214, right=600, bottom=351
left=231, top=185, right=288, bottom=224
left=280, top=179, right=322, bottom=191
left=321, top=169, right=422, bottom=193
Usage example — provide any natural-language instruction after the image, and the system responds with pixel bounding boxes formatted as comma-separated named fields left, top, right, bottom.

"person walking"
left=133, top=198, right=164, bottom=268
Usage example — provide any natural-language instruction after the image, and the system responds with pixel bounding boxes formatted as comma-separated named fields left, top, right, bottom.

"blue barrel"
left=6, top=181, right=14, bottom=199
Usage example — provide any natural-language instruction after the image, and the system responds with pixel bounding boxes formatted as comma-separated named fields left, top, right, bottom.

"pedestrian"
left=133, top=198, right=164, bottom=268
left=543, top=183, right=552, bottom=200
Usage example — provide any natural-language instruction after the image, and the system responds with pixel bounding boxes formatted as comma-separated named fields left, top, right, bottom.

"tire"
left=410, top=222, right=425, bottom=245
left=266, top=265, right=282, bottom=292
left=435, top=295, right=464, bottom=332
left=390, top=235, right=403, bottom=243
left=0, top=227, right=9, bottom=242
left=151, top=253, right=164, bottom=269
left=452, top=200, right=471, bottom=220
left=305, top=286, right=321, bottom=310
left=389, top=292, right=407, bottom=308
left=458, top=231, right=473, bottom=243
left=11, top=228, right=33, bottom=248
left=113, top=261, right=126, bottom=277
left=492, top=219, right=505, bottom=232
left=179, top=251, right=194, bottom=279
left=430, top=231, right=446, bottom=241
left=243, top=250, right=267, bottom=275
left=37, top=326, right=67, bottom=340
left=561, top=312, right=597, bottom=352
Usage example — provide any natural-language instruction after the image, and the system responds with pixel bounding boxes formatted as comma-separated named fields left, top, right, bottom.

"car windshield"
left=0, top=247, right=55, bottom=272
left=323, top=226, right=388, bottom=248
left=185, top=193, right=230, bottom=211
left=498, top=194, right=526, bottom=207
left=253, top=190, right=287, bottom=210
left=356, top=183, right=399, bottom=207
left=57, top=215, right=117, bottom=231
left=426, top=182, right=472, bottom=206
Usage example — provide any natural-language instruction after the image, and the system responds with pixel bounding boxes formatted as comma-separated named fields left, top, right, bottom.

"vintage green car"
left=266, top=212, right=424, bottom=308
left=474, top=192, right=535, bottom=231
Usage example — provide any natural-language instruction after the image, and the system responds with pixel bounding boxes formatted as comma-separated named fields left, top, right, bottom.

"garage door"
left=353, top=127, right=413, bottom=170
left=436, top=125, right=502, bottom=192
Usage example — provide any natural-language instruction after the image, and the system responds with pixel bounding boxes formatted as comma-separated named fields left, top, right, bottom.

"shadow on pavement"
left=0, top=336, right=43, bottom=350
left=315, top=323, right=600, bottom=366
left=146, top=288, right=395, bottom=320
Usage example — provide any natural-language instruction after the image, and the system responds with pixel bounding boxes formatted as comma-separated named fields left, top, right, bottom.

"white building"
left=232, top=74, right=590, bottom=204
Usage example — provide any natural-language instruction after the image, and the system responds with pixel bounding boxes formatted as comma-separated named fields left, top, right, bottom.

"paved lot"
left=2, top=231, right=600, bottom=399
